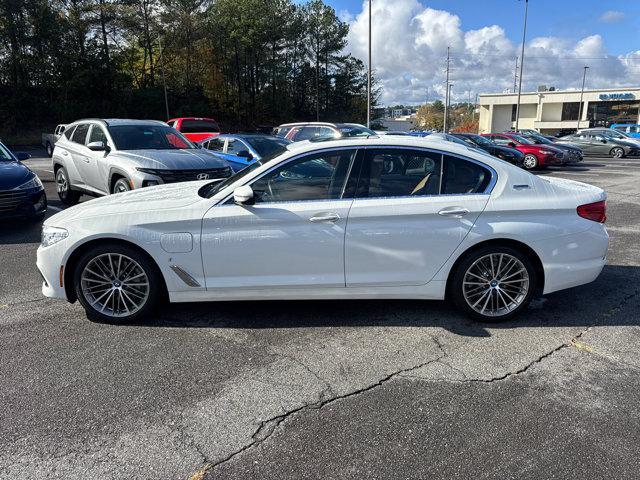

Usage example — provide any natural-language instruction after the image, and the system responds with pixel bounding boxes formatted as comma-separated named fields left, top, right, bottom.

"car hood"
left=113, top=149, right=229, bottom=169
left=0, top=160, right=34, bottom=189
left=549, top=142, right=581, bottom=152
left=45, top=180, right=210, bottom=225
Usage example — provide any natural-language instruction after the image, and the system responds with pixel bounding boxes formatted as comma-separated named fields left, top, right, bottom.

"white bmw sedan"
left=37, top=136, right=609, bottom=323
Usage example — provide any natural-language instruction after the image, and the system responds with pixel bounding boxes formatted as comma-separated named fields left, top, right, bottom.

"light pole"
left=367, top=0, right=372, bottom=128
left=577, top=66, right=589, bottom=130
left=514, top=0, right=528, bottom=132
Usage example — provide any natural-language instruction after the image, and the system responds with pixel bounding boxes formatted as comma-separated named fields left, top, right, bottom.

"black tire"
left=55, top=166, right=81, bottom=206
left=610, top=147, right=625, bottom=159
left=522, top=154, right=538, bottom=170
left=449, top=245, right=537, bottom=322
left=73, top=243, right=164, bottom=324
left=45, top=142, right=53, bottom=157
left=112, top=177, right=132, bottom=194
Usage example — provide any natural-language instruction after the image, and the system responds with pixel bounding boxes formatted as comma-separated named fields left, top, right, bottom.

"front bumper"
left=0, top=187, right=47, bottom=219
left=37, top=239, right=71, bottom=301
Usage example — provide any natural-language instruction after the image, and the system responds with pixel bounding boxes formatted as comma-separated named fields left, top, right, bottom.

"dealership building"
left=478, top=87, right=640, bottom=135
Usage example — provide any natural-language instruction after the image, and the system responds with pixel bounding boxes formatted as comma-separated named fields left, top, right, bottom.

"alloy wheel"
left=56, top=170, right=68, bottom=194
left=523, top=154, right=537, bottom=170
left=611, top=148, right=624, bottom=158
left=462, top=253, right=530, bottom=318
left=80, top=253, right=150, bottom=318
left=113, top=178, right=131, bottom=193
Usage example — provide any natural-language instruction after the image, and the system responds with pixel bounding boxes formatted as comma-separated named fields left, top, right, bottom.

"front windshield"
left=0, top=143, right=15, bottom=161
left=338, top=125, right=376, bottom=137
left=512, top=134, right=533, bottom=144
left=469, top=135, right=493, bottom=146
left=246, top=137, right=290, bottom=160
left=108, top=124, right=196, bottom=151
left=530, top=134, right=551, bottom=144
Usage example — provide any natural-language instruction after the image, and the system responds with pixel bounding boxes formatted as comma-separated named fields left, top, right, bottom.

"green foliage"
left=0, top=0, right=374, bottom=141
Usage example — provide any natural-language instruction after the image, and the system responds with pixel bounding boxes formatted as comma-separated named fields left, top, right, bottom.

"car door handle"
left=309, top=213, right=340, bottom=223
left=82, top=157, right=90, bottom=163
left=438, top=207, right=469, bottom=217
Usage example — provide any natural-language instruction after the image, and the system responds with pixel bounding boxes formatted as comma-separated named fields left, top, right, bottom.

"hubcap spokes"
left=462, top=253, right=529, bottom=317
left=80, top=253, right=149, bottom=317
left=56, top=173, right=67, bottom=193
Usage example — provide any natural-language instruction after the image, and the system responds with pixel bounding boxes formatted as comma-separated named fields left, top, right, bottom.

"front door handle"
left=438, top=207, right=469, bottom=218
left=310, top=213, right=340, bottom=223
left=82, top=157, right=90, bottom=163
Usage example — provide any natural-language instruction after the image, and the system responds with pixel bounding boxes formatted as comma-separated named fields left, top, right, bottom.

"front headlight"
left=41, top=226, right=68, bottom=247
left=16, top=176, right=43, bottom=190
left=540, top=150, right=555, bottom=155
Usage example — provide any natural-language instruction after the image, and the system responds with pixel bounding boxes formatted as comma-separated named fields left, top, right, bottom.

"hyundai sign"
left=599, top=93, right=635, bottom=100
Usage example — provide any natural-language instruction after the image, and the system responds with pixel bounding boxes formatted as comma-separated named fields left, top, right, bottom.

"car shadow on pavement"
left=106, top=264, right=640, bottom=338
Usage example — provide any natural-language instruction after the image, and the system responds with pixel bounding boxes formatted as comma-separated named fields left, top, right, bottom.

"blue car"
left=610, top=124, right=640, bottom=138
left=0, top=142, right=47, bottom=221
left=199, top=134, right=291, bottom=172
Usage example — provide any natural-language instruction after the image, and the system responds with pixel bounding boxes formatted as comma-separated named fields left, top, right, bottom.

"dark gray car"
left=556, top=132, right=640, bottom=158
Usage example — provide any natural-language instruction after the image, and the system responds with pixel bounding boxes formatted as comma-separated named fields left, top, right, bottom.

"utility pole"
left=577, top=66, right=589, bottom=130
left=367, top=0, right=372, bottom=128
left=158, top=37, right=170, bottom=120
left=513, top=56, right=518, bottom=92
left=514, top=0, right=528, bottom=132
left=447, top=83, right=453, bottom=131
left=443, top=46, right=450, bottom=132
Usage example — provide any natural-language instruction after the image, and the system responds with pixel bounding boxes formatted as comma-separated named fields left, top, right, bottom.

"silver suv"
left=52, top=119, right=231, bottom=205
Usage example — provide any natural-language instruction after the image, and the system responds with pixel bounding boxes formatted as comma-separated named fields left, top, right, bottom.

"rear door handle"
left=438, top=207, right=469, bottom=217
left=310, top=213, right=340, bottom=223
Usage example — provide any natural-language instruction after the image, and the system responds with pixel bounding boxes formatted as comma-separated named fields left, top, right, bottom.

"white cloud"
left=599, top=10, right=626, bottom=23
left=346, top=1, right=638, bottom=105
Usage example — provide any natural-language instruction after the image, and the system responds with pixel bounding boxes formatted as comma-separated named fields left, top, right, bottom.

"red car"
left=482, top=133, right=565, bottom=170
left=168, top=117, right=221, bottom=143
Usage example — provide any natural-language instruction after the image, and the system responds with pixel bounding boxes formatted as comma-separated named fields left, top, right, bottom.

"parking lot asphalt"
left=1, top=155, right=639, bottom=479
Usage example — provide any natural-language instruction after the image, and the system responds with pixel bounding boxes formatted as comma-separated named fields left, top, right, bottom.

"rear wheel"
left=450, top=246, right=537, bottom=322
left=522, top=154, right=538, bottom=170
left=56, top=167, right=81, bottom=206
left=610, top=147, right=625, bottom=158
left=74, top=243, right=163, bottom=323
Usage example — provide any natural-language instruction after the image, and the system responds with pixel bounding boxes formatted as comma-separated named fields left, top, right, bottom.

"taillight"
left=577, top=200, right=606, bottom=223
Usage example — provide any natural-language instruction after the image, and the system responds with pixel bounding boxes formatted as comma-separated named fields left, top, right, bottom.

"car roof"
left=68, top=118, right=167, bottom=127
left=168, top=117, right=217, bottom=122
left=277, top=122, right=368, bottom=129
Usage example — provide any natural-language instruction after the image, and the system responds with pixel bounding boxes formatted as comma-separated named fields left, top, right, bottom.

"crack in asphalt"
left=199, top=335, right=448, bottom=476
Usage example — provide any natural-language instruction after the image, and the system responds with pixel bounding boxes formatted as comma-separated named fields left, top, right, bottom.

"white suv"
left=52, top=118, right=231, bottom=205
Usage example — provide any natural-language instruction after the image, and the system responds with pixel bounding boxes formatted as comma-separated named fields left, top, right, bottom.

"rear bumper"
left=533, top=223, right=609, bottom=294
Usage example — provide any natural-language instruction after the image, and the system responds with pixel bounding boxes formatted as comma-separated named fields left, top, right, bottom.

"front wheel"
left=112, top=177, right=132, bottom=194
left=610, top=147, right=625, bottom=158
left=450, top=246, right=537, bottom=322
left=522, top=154, right=538, bottom=170
left=74, top=243, right=163, bottom=323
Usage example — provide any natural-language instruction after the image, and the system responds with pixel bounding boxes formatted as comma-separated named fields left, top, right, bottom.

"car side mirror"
left=236, top=150, right=253, bottom=159
left=87, top=141, right=109, bottom=152
left=233, top=185, right=255, bottom=205
left=601, top=139, right=607, bottom=143
left=15, top=152, right=30, bottom=161
left=508, top=142, right=516, bottom=147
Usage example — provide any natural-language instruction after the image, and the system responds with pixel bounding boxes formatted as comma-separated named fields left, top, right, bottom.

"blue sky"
left=325, top=0, right=639, bottom=105
left=327, top=0, right=639, bottom=55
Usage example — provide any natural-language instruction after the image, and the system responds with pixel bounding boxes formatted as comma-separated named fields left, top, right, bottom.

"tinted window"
left=108, top=125, right=193, bottom=150
left=71, top=124, right=90, bottom=144
left=337, top=125, right=375, bottom=137
left=442, top=155, right=491, bottom=194
left=630, top=126, right=638, bottom=133
left=64, top=125, right=77, bottom=140
left=180, top=119, right=220, bottom=133
left=205, top=138, right=225, bottom=151
left=251, top=150, right=355, bottom=203
left=293, top=126, right=319, bottom=141
left=357, top=149, right=442, bottom=199
left=226, top=139, right=248, bottom=155
left=317, top=126, right=338, bottom=138
left=492, top=136, right=512, bottom=146
left=0, top=142, right=14, bottom=161
left=245, top=136, right=290, bottom=159
left=88, top=125, right=108, bottom=145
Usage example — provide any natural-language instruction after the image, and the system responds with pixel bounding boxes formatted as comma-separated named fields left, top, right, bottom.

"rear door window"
left=441, top=155, right=491, bottom=194
left=71, top=124, right=90, bottom=144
